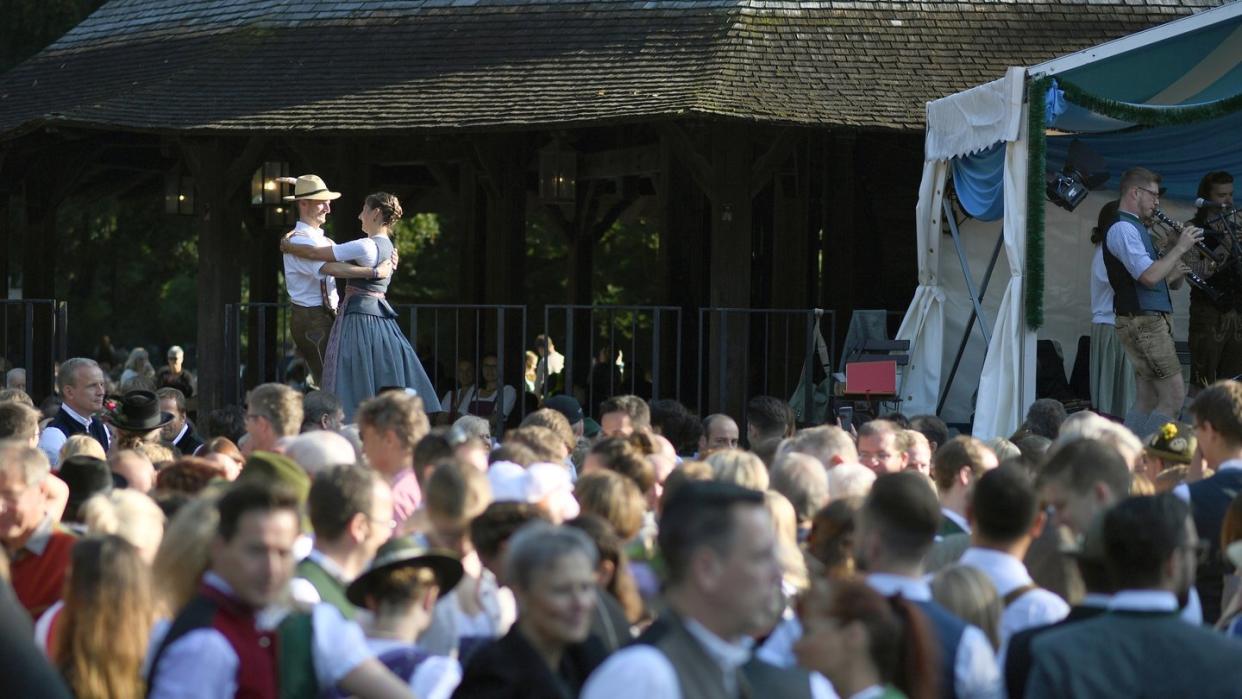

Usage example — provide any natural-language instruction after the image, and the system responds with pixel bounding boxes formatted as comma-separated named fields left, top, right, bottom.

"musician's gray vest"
left=633, top=612, right=812, bottom=699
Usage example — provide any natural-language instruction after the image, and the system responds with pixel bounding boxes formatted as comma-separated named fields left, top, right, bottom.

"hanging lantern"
left=250, top=161, right=290, bottom=207
left=163, top=171, right=194, bottom=215
left=539, top=142, right=578, bottom=203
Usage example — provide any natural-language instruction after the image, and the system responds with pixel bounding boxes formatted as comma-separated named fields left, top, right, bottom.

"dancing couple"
left=280, top=174, right=441, bottom=420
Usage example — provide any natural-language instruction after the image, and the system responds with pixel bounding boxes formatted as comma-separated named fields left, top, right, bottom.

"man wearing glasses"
left=1174, top=380, right=1242, bottom=624
left=1103, top=166, right=1203, bottom=437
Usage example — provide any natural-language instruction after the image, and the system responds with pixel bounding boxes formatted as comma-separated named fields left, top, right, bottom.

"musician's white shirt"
left=1105, top=217, right=1156, bottom=281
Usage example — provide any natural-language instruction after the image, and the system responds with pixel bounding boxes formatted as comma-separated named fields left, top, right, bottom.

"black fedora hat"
left=110, top=390, right=174, bottom=432
left=59, top=456, right=113, bottom=519
left=346, top=536, right=464, bottom=608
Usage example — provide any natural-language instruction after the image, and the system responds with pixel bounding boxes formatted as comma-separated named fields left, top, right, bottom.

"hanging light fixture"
left=164, top=170, right=194, bottom=215
left=250, top=161, right=295, bottom=226
left=539, top=140, right=578, bottom=204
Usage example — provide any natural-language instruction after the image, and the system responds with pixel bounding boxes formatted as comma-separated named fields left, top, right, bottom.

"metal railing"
left=0, top=299, right=68, bottom=404
left=220, top=302, right=936, bottom=429
left=224, top=301, right=531, bottom=422
left=542, top=305, right=683, bottom=418
left=397, top=304, right=529, bottom=421
left=697, top=308, right=836, bottom=422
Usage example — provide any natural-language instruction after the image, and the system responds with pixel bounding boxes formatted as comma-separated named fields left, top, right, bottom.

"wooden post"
left=708, top=122, right=753, bottom=419
left=182, top=136, right=266, bottom=416
left=824, top=131, right=857, bottom=347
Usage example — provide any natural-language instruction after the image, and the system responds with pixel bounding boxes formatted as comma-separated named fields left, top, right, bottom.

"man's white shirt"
left=283, top=220, right=339, bottom=309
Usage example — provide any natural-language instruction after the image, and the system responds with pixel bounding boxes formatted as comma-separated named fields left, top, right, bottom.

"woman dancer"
left=281, top=193, right=441, bottom=420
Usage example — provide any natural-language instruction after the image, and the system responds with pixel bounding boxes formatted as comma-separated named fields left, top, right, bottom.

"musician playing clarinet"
left=1104, top=166, right=1203, bottom=437
left=1189, top=171, right=1241, bottom=391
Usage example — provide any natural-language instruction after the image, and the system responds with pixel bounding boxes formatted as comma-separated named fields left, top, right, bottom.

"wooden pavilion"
left=0, top=0, right=1221, bottom=414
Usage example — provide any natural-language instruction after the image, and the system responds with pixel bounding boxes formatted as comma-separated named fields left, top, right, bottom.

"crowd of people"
left=7, top=351, right=1242, bottom=698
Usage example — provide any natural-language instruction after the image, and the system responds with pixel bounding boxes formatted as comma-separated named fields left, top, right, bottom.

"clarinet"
left=1150, top=209, right=1221, bottom=303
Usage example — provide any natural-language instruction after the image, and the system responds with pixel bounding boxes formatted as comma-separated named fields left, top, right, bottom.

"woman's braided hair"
left=365, top=192, right=404, bottom=226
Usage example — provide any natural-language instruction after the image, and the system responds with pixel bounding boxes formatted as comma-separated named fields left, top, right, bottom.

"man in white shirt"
left=281, top=175, right=341, bottom=386
left=960, top=464, right=1069, bottom=649
left=290, top=465, right=393, bottom=617
left=931, top=436, right=997, bottom=540
left=37, top=357, right=109, bottom=468
left=582, top=481, right=834, bottom=699
left=856, top=473, right=1002, bottom=699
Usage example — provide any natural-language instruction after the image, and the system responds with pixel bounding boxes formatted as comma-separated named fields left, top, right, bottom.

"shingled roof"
left=0, top=0, right=1227, bottom=137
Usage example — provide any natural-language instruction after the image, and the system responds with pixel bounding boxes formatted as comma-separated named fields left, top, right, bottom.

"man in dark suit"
left=157, top=387, right=202, bottom=456
left=1005, top=439, right=1133, bottom=698
left=1175, top=380, right=1242, bottom=623
left=1026, top=495, right=1242, bottom=697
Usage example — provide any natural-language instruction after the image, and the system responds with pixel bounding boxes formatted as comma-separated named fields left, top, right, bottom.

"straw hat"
left=281, top=174, right=341, bottom=202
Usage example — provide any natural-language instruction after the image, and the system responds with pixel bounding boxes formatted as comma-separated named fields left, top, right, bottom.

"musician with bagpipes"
left=1103, top=167, right=1205, bottom=437
left=1187, top=171, right=1242, bottom=392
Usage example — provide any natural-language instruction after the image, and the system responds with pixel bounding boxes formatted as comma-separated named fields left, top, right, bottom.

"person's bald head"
left=284, top=430, right=358, bottom=477
left=699, top=414, right=740, bottom=453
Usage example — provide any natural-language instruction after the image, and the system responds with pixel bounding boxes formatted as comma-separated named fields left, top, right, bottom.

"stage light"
left=1045, top=139, right=1108, bottom=212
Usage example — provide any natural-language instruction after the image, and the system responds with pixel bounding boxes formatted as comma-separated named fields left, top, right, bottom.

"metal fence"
left=542, top=305, right=683, bottom=418
left=220, top=301, right=924, bottom=429
left=0, top=299, right=68, bottom=404
left=224, top=302, right=530, bottom=420
left=696, top=307, right=837, bottom=421
left=396, top=304, right=529, bottom=421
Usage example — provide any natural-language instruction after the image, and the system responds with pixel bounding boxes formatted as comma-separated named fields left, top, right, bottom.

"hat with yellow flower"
left=1143, top=421, right=1196, bottom=465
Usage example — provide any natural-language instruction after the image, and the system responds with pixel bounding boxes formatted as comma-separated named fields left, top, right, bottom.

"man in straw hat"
left=280, top=174, right=396, bottom=387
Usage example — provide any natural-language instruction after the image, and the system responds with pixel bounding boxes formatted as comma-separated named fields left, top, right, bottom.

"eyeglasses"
left=1137, top=187, right=1161, bottom=199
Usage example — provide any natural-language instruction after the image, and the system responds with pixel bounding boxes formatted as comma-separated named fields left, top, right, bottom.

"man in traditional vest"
left=1103, top=166, right=1203, bottom=436
left=146, top=482, right=401, bottom=699
left=582, top=481, right=830, bottom=699
left=37, top=357, right=109, bottom=468
left=147, top=482, right=303, bottom=698
left=1174, top=380, right=1242, bottom=623
left=855, top=472, right=1001, bottom=699
left=290, top=464, right=394, bottom=618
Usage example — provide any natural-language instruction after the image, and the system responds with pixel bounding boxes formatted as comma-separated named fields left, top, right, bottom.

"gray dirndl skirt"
left=1090, top=321, right=1137, bottom=419
left=323, top=302, right=442, bottom=421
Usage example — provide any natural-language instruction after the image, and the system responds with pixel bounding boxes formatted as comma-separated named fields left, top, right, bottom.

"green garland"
left=1057, top=78, right=1242, bottom=126
left=1025, top=77, right=1051, bottom=330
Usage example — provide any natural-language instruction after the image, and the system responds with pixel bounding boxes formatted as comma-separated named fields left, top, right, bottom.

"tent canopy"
left=899, top=1, right=1242, bottom=439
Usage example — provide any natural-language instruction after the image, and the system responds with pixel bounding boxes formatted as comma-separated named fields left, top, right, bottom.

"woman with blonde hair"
left=705, top=448, right=770, bottom=491
left=930, top=564, right=1003, bottom=650
left=59, top=433, right=106, bottom=463
left=764, top=490, right=809, bottom=594
left=120, top=347, right=155, bottom=385
left=281, top=192, right=441, bottom=421
left=54, top=535, right=155, bottom=699
left=151, top=491, right=220, bottom=616
left=80, top=490, right=166, bottom=563
left=35, top=492, right=167, bottom=656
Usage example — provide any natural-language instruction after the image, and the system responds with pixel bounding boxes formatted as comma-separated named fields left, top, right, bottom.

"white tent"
left=896, top=2, right=1242, bottom=439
